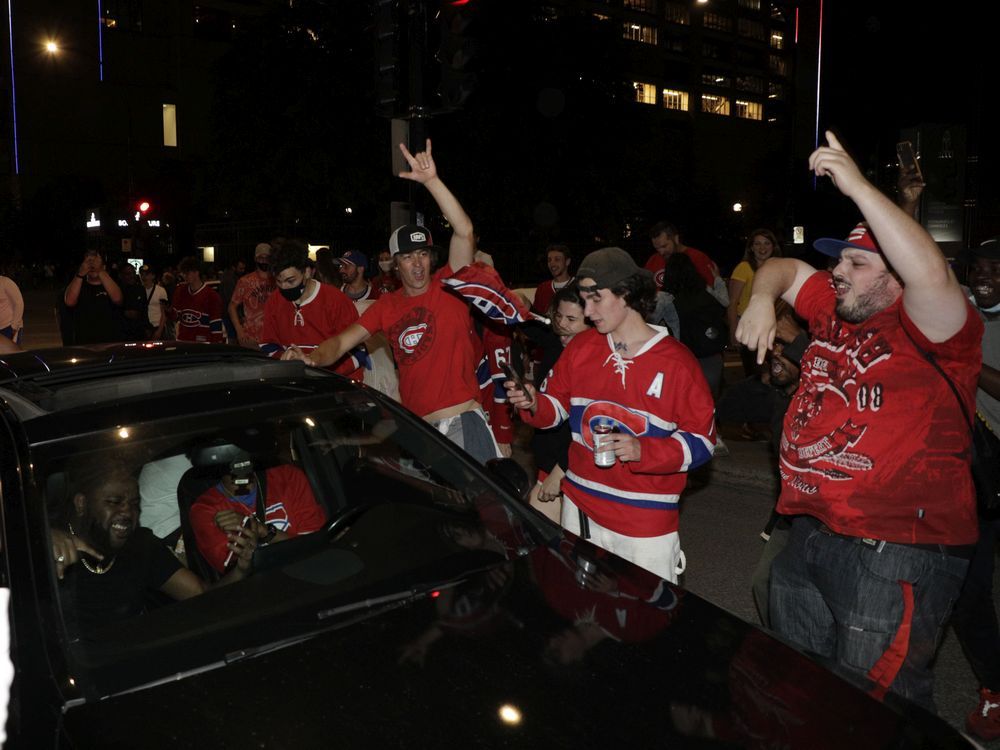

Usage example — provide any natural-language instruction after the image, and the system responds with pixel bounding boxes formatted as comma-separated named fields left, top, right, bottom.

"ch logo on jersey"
left=391, top=307, right=436, bottom=362
left=579, top=400, right=650, bottom=449
left=179, top=310, right=202, bottom=326
left=654, top=269, right=665, bottom=288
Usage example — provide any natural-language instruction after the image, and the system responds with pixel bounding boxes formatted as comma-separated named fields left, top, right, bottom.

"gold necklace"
left=80, top=556, right=116, bottom=575
left=68, top=522, right=116, bottom=574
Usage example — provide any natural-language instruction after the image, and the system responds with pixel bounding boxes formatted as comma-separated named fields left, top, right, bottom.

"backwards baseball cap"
left=576, top=247, right=651, bottom=290
left=339, top=249, right=368, bottom=268
left=813, top=222, right=882, bottom=258
left=389, top=224, right=435, bottom=256
left=254, top=242, right=272, bottom=258
left=971, top=236, right=1000, bottom=260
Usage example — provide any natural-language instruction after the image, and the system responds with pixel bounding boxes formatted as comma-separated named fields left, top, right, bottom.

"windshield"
left=29, top=378, right=546, bottom=698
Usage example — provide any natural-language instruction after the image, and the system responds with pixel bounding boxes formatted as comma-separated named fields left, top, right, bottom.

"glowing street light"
left=43, top=40, right=60, bottom=55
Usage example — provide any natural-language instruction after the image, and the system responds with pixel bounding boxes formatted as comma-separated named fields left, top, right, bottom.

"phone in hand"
left=501, top=362, right=525, bottom=393
left=223, top=514, right=253, bottom=569
left=896, top=141, right=922, bottom=181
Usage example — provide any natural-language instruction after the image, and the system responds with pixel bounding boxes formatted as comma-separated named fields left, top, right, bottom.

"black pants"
left=952, top=513, right=1000, bottom=690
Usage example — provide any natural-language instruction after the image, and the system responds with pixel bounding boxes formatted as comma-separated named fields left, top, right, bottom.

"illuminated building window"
left=664, top=35, right=687, bottom=53
left=662, top=88, right=689, bottom=111
left=770, top=3, right=787, bottom=22
left=768, top=81, right=785, bottom=100
left=664, top=2, right=690, bottom=25
left=623, top=23, right=657, bottom=44
left=704, top=12, right=732, bottom=31
left=103, top=0, right=143, bottom=32
left=736, top=75, right=764, bottom=93
left=162, top=104, right=177, bottom=147
left=632, top=82, right=657, bottom=105
left=701, top=94, right=729, bottom=115
left=770, top=31, right=784, bottom=49
left=735, top=99, right=762, bottom=120
left=739, top=0, right=762, bottom=8
left=702, top=72, right=730, bottom=88
left=769, top=54, right=788, bottom=75
left=624, top=0, right=657, bottom=12
left=737, top=18, right=766, bottom=40
left=593, top=12, right=611, bottom=21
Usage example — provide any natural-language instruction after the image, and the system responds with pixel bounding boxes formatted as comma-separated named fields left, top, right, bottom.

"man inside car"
left=189, top=458, right=327, bottom=574
left=50, top=460, right=256, bottom=635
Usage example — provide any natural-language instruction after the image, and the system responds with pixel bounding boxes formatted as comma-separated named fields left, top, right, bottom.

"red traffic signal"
left=137, top=200, right=152, bottom=214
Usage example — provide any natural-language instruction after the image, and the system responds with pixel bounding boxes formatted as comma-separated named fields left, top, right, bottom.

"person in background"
left=228, top=243, right=276, bottom=349
left=169, top=257, right=224, bottom=343
left=371, top=249, right=400, bottom=295
left=0, top=271, right=24, bottom=346
left=219, top=257, right=247, bottom=342
left=63, top=249, right=123, bottom=344
left=728, top=229, right=781, bottom=375
left=140, top=265, right=169, bottom=340
left=118, top=264, right=149, bottom=342
left=339, top=250, right=381, bottom=303
left=531, top=244, right=574, bottom=316
left=645, top=222, right=728, bottom=307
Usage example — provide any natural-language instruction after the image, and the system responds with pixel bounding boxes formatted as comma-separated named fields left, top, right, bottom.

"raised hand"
left=809, top=131, right=868, bottom=198
left=398, top=139, right=438, bottom=184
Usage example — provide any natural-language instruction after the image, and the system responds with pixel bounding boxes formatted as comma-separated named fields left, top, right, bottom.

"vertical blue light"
left=813, top=0, right=824, bottom=189
left=6, top=0, right=18, bottom=174
left=97, top=0, right=104, bottom=81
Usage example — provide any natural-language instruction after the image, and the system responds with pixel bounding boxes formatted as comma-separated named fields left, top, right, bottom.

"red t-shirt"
left=531, top=277, right=575, bottom=316
left=190, top=465, right=327, bottom=572
left=358, top=266, right=480, bottom=417
left=777, top=272, right=983, bottom=545
left=258, top=282, right=363, bottom=381
left=231, top=272, right=277, bottom=338
left=644, top=247, right=716, bottom=290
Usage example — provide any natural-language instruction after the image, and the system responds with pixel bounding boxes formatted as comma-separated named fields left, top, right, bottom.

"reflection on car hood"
left=63, top=536, right=968, bottom=749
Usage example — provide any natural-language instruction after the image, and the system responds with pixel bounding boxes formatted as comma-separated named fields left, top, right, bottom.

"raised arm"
left=810, top=130, right=966, bottom=342
left=735, top=258, right=816, bottom=364
left=398, top=139, right=475, bottom=271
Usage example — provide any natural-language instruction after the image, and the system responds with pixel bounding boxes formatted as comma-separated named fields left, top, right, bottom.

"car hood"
left=62, top=539, right=967, bottom=749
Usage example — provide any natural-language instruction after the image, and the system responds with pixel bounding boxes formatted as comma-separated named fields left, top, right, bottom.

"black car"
left=0, top=344, right=973, bottom=748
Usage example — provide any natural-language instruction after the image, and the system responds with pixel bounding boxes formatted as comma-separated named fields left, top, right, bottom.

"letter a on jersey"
left=646, top=373, right=664, bottom=399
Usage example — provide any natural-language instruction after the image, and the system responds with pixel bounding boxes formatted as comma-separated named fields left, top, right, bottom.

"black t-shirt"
left=120, top=281, right=150, bottom=340
left=68, top=281, right=121, bottom=344
left=59, top=527, right=182, bottom=637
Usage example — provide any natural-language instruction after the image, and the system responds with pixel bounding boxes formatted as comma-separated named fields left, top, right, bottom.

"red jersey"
left=531, top=277, right=575, bottom=316
left=190, top=465, right=327, bottom=572
left=358, top=266, right=480, bottom=418
left=258, top=282, right=363, bottom=381
left=777, top=272, right=983, bottom=545
left=171, top=283, right=223, bottom=343
left=525, top=327, right=716, bottom=537
left=231, top=272, right=276, bottom=338
left=644, top=247, right=715, bottom=290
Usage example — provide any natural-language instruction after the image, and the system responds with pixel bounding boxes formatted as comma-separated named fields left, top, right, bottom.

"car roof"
left=0, top=344, right=341, bottom=422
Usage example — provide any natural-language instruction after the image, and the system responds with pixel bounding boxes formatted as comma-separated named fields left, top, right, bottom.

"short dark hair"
left=648, top=222, right=678, bottom=240
left=608, top=272, right=656, bottom=317
left=546, top=243, right=570, bottom=259
left=270, top=239, right=309, bottom=276
left=178, top=256, right=202, bottom=275
left=549, top=282, right=584, bottom=316
left=663, top=252, right=705, bottom=296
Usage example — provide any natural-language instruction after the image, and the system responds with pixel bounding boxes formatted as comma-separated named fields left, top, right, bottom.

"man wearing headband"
left=737, top=131, right=982, bottom=710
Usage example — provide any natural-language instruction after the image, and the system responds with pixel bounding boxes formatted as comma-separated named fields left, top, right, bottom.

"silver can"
left=593, top=423, right=616, bottom=467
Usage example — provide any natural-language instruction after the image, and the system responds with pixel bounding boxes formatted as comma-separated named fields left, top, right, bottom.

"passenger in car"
left=50, top=460, right=256, bottom=635
left=189, top=463, right=327, bottom=573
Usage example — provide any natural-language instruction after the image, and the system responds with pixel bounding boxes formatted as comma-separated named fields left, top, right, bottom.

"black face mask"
left=256, top=261, right=270, bottom=272
left=279, top=282, right=306, bottom=301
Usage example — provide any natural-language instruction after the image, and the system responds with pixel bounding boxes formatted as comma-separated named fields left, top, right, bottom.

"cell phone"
left=223, top=514, right=253, bottom=569
left=501, top=362, right=524, bottom=393
left=896, top=141, right=922, bottom=181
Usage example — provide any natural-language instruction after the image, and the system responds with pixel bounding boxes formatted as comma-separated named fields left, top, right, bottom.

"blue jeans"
left=770, top=515, right=969, bottom=711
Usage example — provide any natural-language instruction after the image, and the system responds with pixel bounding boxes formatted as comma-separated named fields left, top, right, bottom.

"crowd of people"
left=9, top=132, right=997, bottom=740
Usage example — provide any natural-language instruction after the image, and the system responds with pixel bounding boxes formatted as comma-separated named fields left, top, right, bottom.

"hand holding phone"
left=501, top=363, right=524, bottom=393
left=223, top=514, right=253, bottom=569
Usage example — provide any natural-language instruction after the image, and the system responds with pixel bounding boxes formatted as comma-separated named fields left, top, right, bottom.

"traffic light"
left=137, top=200, right=152, bottom=215
left=437, top=0, right=479, bottom=109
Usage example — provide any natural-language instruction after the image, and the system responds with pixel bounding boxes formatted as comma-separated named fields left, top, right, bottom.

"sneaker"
left=966, top=687, right=1000, bottom=741
left=713, top=437, right=730, bottom=457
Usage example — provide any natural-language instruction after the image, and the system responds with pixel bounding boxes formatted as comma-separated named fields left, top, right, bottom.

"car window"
left=29, top=384, right=542, bottom=698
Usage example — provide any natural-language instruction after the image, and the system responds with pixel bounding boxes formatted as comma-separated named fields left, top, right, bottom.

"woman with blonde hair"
left=728, top=228, right=781, bottom=374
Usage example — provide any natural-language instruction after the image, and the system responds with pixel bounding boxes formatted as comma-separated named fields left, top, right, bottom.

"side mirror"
left=485, top=457, right=531, bottom=501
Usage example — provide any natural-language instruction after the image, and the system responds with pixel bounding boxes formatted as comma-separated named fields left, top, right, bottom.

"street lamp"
left=43, top=39, right=59, bottom=55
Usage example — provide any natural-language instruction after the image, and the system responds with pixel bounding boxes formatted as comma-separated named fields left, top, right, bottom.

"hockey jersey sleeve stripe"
left=259, top=342, right=283, bottom=358
left=672, top=432, right=714, bottom=472
left=537, top=393, right=567, bottom=430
